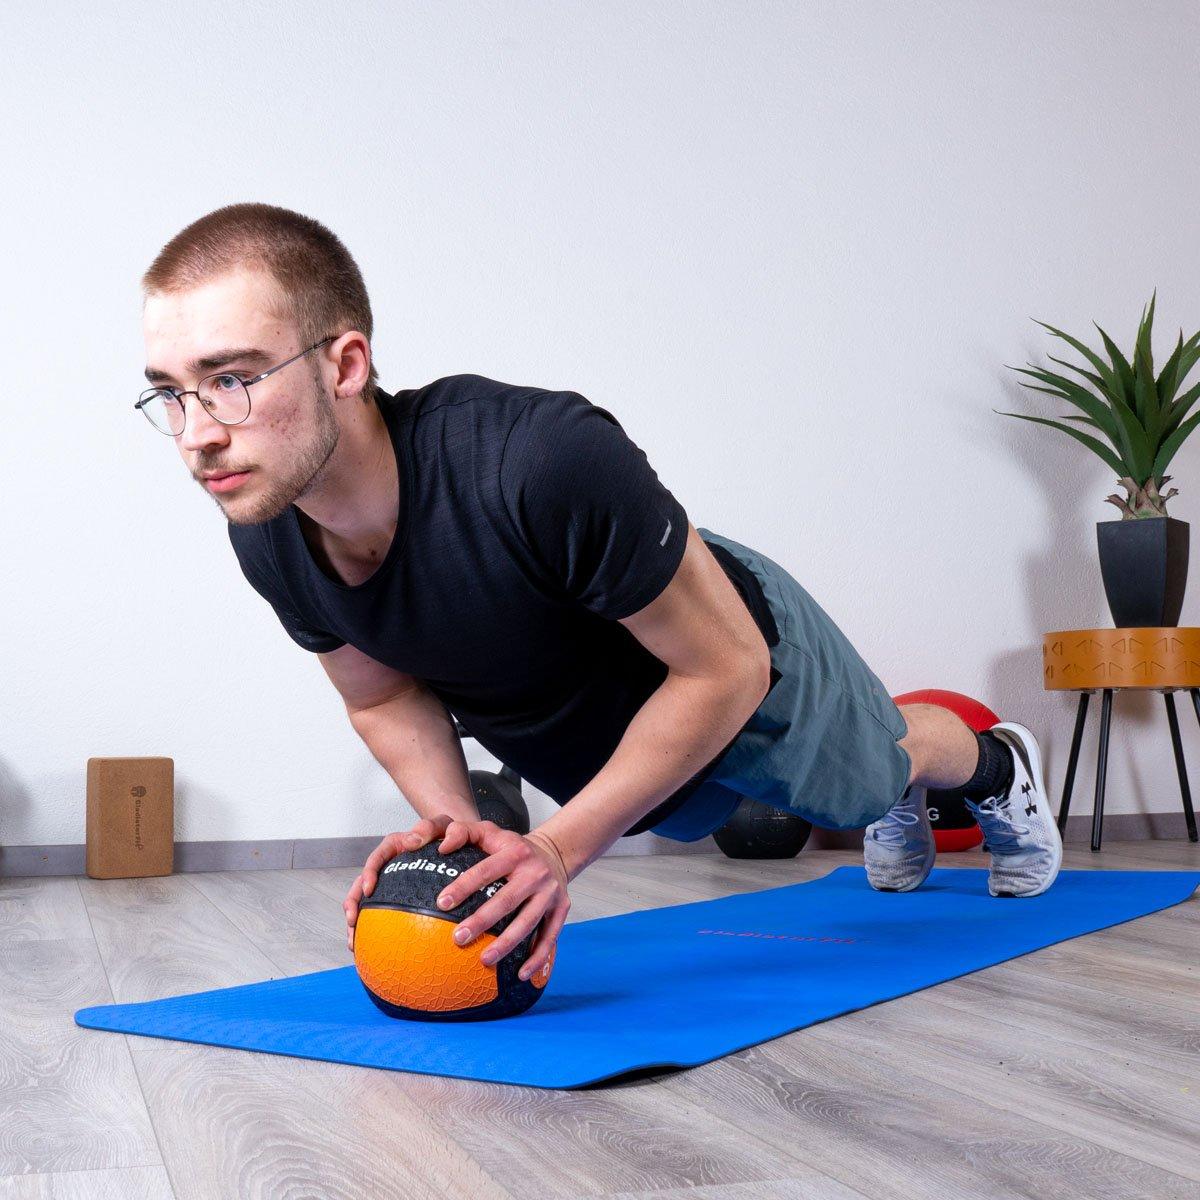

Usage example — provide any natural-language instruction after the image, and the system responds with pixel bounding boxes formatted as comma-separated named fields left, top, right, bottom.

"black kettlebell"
left=453, top=719, right=532, bottom=837
left=469, top=769, right=531, bottom=835
left=713, top=796, right=812, bottom=859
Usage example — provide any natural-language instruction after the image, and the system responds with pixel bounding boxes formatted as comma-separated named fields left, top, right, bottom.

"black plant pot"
left=1096, top=516, right=1190, bottom=627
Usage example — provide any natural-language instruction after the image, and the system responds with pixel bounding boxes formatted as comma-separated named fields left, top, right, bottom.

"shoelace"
left=871, top=806, right=921, bottom=846
left=970, top=794, right=1031, bottom=853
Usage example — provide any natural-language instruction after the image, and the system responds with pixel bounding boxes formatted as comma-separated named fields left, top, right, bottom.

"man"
left=139, top=203, right=1062, bottom=985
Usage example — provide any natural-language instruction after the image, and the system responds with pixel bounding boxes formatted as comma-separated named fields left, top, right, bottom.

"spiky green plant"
left=998, top=291, right=1200, bottom=517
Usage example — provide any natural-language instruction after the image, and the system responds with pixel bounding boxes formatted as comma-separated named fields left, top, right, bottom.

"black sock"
left=961, top=729, right=1014, bottom=801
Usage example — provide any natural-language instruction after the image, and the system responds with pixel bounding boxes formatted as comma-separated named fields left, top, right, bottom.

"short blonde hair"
left=142, top=202, right=380, bottom=404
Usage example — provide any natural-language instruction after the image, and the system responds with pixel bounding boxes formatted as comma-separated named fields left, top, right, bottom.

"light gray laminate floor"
left=2, top=840, right=1198, bottom=1200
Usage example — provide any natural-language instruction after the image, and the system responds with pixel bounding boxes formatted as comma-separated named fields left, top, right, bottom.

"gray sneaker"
left=864, top=785, right=935, bottom=892
left=966, top=722, right=1063, bottom=898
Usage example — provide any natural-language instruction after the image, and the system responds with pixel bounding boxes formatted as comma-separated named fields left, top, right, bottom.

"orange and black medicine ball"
left=354, top=843, right=555, bottom=1021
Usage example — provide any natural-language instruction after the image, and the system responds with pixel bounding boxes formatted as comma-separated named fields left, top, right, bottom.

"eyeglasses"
left=135, top=336, right=336, bottom=436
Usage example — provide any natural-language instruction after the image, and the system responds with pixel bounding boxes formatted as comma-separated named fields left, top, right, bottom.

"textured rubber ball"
left=713, top=797, right=812, bottom=859
left=354, top=843, right=555, bottom=1021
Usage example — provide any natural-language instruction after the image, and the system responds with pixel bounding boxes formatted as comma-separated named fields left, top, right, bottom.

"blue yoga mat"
left=75, top=866, right=1198, bottom=1089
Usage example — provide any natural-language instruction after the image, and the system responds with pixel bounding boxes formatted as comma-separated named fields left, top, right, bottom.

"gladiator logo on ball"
left=381, top=858, right=507, bottom=900
left=384, top=857, right=460, bottom=877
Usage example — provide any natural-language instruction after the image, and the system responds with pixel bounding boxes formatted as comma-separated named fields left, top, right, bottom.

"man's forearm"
left=347, top=686, right=480, bottom=825
left=533, top=667, right=769, bottom=879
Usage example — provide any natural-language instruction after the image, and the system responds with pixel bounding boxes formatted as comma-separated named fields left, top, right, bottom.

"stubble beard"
left=220, top=378, right=341, bottom=527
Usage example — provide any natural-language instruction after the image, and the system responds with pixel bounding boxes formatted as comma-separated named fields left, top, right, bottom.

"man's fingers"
left=364, top=835, right=399, bottom=872
left=520, top=897, right=570, bottom=980
left=345, top=875, right=367, bottom=953
left=407, top=817, right=443, bottom=849
left=476, top=893, right=548, bottom=967
left=437, top=820, right=471, bottom=855
left=435, top=840, right=519, bottom=912
left=450, top=873, right=535, bottom=948
left=362, top=835, right=405, bottom=894
left=404, top=813, right=460, bottom=852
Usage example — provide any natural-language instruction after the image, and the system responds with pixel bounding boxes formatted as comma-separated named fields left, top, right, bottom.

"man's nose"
left=178, top=395, right=231, bottom=451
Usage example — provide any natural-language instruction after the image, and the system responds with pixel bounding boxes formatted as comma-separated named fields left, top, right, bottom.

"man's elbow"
left=751, top=624, right=775, bottom=689
left=753, top=657, right=774, bottom=708
left=733, top=643, right=773, bottom=713
left=669, top=642, right=773, bottom=715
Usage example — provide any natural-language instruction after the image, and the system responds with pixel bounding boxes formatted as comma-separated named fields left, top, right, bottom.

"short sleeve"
left=500, top=389, right=689, bottom=619
left=227, top=527, right=346, bottom=654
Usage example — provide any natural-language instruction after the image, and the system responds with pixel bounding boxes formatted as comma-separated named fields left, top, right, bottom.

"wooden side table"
left=1043, top=628, right=1200, bottom=851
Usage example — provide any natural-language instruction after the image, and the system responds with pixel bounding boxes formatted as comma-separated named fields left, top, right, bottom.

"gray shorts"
left=647, top=528, right=913, bottom=842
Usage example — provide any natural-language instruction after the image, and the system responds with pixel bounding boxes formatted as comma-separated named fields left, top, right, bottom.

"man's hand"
left=432, top=819, right=571, bottom=983
left=344, top=813, right=463, bottom=951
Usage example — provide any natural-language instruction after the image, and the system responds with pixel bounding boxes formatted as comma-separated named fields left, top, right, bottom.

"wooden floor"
left=2, top=839, right=1198, bottom=1200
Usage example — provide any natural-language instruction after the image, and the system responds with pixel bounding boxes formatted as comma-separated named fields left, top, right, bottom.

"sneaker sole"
left=988, top=721, right=1063, bottom=898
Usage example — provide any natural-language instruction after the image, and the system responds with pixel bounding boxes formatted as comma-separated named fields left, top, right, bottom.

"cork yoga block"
left=1043, top=628, right=1200, bottom=691
left=85, top=757, right=174, bottom=879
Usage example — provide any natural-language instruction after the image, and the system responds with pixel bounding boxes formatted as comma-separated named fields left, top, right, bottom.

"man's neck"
left=294, top=405, right=399, bottom=572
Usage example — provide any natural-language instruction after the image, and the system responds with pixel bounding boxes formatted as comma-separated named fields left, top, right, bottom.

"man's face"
left=142, top=267, right=339, bottom=526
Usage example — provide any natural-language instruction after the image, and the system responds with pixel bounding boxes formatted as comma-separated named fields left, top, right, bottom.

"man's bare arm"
left=534, top=523, right=773, bottom=878
left=318, top=643, right=480, bottom=825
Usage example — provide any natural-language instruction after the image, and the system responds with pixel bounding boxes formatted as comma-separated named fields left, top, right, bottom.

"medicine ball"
left=469, top=769, right=530, bottom=835
left=892, top=688, right=1000, bottom=852
left=713, top=796, right=813, bottom=859
left=354, top=843, right=554, bottom=1021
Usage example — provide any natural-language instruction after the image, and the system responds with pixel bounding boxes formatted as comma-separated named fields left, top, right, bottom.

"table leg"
left=1166, top=692, right=1199, bottom=843
left=1058, top=691, right=1090, bottom=836
left=1187, top=690, right=1200, bottom=843
left=1091, top=689, right=1114, bottom=852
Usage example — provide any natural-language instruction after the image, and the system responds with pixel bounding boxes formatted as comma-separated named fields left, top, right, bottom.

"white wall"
left=3, top=0, right=1199, bottom=852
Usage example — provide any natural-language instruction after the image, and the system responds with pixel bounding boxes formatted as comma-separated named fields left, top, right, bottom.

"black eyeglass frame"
left=134, top=335, right=337, bottom=436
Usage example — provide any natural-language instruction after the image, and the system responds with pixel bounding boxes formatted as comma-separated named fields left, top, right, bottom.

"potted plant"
left=999, top=291, right=1200, bottom=627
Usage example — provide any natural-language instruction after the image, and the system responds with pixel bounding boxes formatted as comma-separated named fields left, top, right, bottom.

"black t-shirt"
left=228, top=374, right=775, bottom=835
